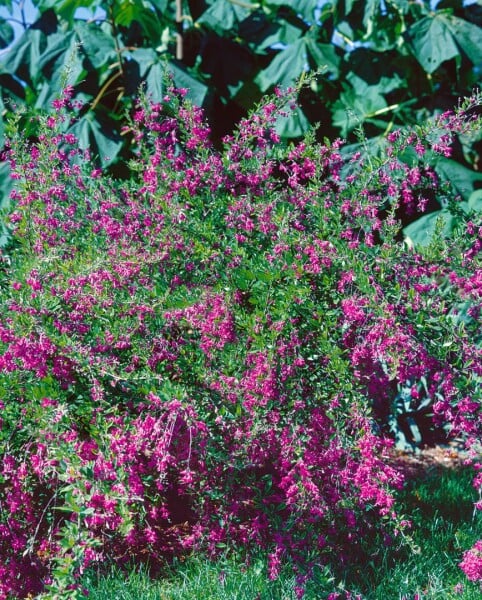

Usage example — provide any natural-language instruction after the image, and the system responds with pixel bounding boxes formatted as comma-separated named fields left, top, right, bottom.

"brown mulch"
left=387, top=442, right=475, bottom=480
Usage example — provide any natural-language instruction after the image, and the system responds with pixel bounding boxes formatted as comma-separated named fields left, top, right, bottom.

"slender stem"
left=367, top=103, right=401, bottom=118
left=18, top=0, right=28, bottom=30
left=107, top=1, right=127, bottom=84
left=1, top=16, right=26, bottom=27
left=90, top=69, right=123, bottom=111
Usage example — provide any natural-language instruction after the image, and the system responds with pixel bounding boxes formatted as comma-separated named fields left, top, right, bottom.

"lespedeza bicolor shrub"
left=0, top=84, right=480, bottom=598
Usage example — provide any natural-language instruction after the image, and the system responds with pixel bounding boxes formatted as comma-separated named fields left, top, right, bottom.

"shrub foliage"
left=0, top=87, right=480, bottom=597
left=0, top=0, right=481, bottom=207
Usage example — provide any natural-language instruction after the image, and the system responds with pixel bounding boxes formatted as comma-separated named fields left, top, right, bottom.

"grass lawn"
left=83, top=464, right=482, bottom=599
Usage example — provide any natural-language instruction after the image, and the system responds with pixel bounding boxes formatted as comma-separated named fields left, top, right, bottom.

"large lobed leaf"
left=406, top=12, right=481, bottom=73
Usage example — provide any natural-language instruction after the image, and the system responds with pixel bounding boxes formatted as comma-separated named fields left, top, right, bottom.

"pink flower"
left=460, top=541, right=482, bottom=582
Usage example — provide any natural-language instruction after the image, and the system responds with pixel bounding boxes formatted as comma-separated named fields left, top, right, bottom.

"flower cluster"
left=0, top=86, right=480, bottom=597
left=460, top=540, right=482, bottom=582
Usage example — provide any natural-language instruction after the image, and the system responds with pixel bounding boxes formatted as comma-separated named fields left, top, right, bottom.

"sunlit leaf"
left=145, top=60, right=166, bottom=101
left=128, top=48, right=158, bottom=78
left=37, top=30, right=76, bottom=72
left=32, top=30, right=84, bottom=108
left=241, top=13, right=301, bottom=52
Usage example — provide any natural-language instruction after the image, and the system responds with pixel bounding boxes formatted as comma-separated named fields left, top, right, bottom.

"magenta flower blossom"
left=460, top=541, right=482, bottom=582
left=0, top=85, right=480, bottom=597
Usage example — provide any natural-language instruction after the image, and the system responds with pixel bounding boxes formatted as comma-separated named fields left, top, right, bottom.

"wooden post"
left=176, top=0, right=183, bottom=60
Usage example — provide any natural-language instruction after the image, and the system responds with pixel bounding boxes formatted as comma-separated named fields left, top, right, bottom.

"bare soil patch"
left=388, top=441, right=474, bottom=480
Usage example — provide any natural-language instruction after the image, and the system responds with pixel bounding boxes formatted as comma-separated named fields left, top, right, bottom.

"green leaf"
left=406, top=13, right=460, bottom=74
left=265, top=0, right=318, bottom=22
left=37, top=0, right=100, bottom=24
left=169, top=63, right=209, bottom=107
left=197, top=0, right=251, bottom=33
left=255, top=37, right=307, bottom=92
left=0, top=160, right=12, bottom=229
left=68, top=111, right=123, bottom=167
left=0, top=18, right=14, bottom=50
left=128, top=48, right=158, bottom=78
left=0, top=96, right=4, bottom=147
left=434, top=157, right=482, bottom=201
left=250, top=18, right=301, bottom=52
left=467, top=189, right=482, bottom=212
left=344, top=0, right=357, bottom=15
left=275, top=105, right=310, bottom=138
left=305, top=37, right=340, bottom=76
left=0, top=29, right=46, bottom=85
left=403, top=209, right=458, bottom=247
left=75, top=21, right=117, bottom=69
left=150, top=0, right=168, bottom=10
left=361, top=0, right=405, bottom=50
left=37, top=31, right=76, bottom=72
left=441, top=13, right=482, bottom=65
left=34, top=31, right=84, bottom=109
left=145, top=61, right=166, bottom=102
left=362, top=0, right=381, bottom=30
left=113, top=0, right=163, bottom=42
left=332, top=74, right=387, bottom=136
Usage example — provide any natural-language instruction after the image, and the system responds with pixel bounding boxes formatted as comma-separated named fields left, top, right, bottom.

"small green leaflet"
left=113, top=0, right=163, bottom=42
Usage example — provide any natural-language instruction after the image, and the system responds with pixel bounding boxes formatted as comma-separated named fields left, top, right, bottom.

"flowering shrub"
left=0, top=85, right=480, bottom=598
left=460, top=540, right=482, bottom=583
